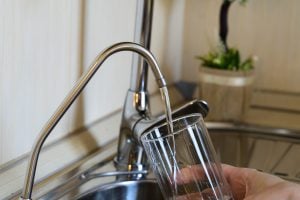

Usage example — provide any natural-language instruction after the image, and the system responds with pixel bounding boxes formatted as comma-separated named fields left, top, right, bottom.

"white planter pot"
left=199, top=67, right=254, bottom=122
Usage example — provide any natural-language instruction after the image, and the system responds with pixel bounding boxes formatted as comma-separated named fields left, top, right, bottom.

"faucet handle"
left=170, top=99, right=209, bottom=119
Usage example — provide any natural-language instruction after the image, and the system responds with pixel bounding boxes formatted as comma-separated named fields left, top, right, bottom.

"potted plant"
left=197, top=0, right=255, bottom=122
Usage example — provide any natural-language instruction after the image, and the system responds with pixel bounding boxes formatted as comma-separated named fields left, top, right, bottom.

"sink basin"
left=207, top=122, right=300, bottom=183
left=76, top=180, right=164, bottom=200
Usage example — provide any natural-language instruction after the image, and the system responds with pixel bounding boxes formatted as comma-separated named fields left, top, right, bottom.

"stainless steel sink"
left=207, top=122, right=300, bottom=183
left=73, top=123, right=300, bottom=200
left=10, top=122, right=299, bottom=200
left=75, top=180, right=163, bottom=200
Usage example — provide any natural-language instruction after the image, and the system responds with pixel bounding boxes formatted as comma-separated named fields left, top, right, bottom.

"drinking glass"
left=141, top=113, right=233, bottom=200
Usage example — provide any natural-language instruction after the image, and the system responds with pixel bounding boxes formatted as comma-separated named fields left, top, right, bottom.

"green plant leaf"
left=196, top=47, right=254, bottom=71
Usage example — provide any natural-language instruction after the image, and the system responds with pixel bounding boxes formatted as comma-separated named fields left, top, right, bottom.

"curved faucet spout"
left=20, top=42, right=166, bottom=200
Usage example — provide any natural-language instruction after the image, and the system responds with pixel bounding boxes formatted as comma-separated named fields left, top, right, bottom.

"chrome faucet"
left=113, top=0, right=209, bottom=179
left=114, top=0, right=154, bottom=178
left=20, top=42, right=167, bottom=200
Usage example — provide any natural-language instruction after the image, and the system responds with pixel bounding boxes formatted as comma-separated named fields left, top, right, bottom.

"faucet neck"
left=20, top=42, right=166, bottom=200
left=130, top=0, right=154, bottom=100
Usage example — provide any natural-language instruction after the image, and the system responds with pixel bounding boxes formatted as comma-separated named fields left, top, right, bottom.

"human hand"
left=222, top=164, right=300, bottom=200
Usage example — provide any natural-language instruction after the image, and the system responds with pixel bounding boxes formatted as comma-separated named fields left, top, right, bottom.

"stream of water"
left=159, top=86, right=177, bottom=199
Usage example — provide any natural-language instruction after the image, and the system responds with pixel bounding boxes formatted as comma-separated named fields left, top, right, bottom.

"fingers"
left=221, top=164, right=248, bottom=200
left=176, top=165, right=207, bottom=184
left=175, top=192, right=203, bottom=200
left=175, top=164, right=233, bottom=199
left=243, top=181, right=300, bottom=200
left=221, top=164, right=287, bottom=200
left=172, top=164, right=299, bottom=200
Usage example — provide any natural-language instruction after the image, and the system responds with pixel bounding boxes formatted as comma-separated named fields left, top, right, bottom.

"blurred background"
left=1, top=0, right=300, bottom=167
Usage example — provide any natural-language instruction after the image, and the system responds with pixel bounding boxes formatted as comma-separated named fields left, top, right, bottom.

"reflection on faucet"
left=20, top=42, right=167, bottom=200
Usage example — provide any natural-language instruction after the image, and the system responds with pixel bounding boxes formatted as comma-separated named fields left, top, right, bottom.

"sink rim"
left=75, top=179, right=160, bottom=199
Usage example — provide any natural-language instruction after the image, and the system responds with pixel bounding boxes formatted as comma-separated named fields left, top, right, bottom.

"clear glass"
left=141, top=114, right=234, bottom=200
